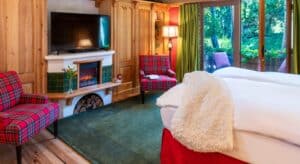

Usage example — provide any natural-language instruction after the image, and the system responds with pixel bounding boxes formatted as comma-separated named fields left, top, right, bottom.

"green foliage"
left=63, top=64, right=77, bottom=80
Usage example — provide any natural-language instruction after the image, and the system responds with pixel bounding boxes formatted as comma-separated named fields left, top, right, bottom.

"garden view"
left=203, top=0, right=286, bottom=72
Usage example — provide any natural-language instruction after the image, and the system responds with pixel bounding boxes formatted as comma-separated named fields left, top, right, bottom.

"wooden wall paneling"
left=6, top=0, right=19, bottom=72
left=135, top=2, right=152, bottom=56
left=19, top=0, right=33, bottom=74
left=18, top=0, right=35, bottom=93
left=114, top=1, right=137, bottom=100
left=97, top=0, right=170, bottom=101
left=0, top=0, right=7, bottom=73
left=0, top=0, right=47, bottom=93
left=151, top=4, right=156, bottom=55
left=134, top=2, right=152, bottom=88
left=33, top=0, right=47, bottom=94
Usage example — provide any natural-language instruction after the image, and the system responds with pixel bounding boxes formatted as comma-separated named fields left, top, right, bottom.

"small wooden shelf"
left=47, top=82, right=120, bottom=100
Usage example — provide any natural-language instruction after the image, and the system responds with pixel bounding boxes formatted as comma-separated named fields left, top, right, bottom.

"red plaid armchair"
left=0, top=71, right=59, bottom=164
left=139, top=55, right=177, bottom=103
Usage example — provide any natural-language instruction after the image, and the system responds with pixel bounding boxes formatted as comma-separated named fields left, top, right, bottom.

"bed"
left=160, top=107, right=300, bottom=164
left=158, top=68, right=300, bottom=164
left=213, top=67, right=300, bottom=87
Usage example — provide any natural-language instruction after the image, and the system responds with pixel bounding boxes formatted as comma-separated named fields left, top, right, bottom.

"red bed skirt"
left=161, top=128, right=246, bottom=164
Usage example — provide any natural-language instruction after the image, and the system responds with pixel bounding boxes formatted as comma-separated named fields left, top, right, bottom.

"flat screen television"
left=51, top=12, right=110, bottom=53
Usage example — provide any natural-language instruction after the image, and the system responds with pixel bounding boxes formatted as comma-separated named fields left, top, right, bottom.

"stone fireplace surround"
left=45, top=50, right=116, bottom=118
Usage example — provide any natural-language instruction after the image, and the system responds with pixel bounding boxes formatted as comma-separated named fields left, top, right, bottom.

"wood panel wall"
left=97, top=0, right=169, bottom=101
left=0, top=0, right=47, bottom=94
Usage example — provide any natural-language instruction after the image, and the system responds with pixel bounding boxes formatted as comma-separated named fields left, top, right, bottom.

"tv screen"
left=51, top=12, right=110, bottom=53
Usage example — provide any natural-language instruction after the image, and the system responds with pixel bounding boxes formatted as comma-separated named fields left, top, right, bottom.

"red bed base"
left=161, top=128, right=246, bottom=164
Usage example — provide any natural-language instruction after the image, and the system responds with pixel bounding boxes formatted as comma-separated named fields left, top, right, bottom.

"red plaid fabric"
left=139, top=55, right=171, bottom=75
left=167, top=69, right=176, bottom=78
left=141, top=75, right=177, bottom=91
left=0, top=71, right=59, bottom=146
left=139, top=55, right=177, bottom=91
left=19, top=94, right=49, bottom=104
left=0, top=103, right=59, bottom=145
left=0, top=71, right=23, bottom=112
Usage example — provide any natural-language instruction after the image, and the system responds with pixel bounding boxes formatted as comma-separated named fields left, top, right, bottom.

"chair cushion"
left=278, top=59, right=287, bottom=73
left=213, top=52, right=231, bottom=69
left=0, top=103, right=59, bottom=145
left=141, top=75, right=177, bottom=91
left=140, top=55, right=170, bottom=75
left=0, top=71, right=23, bottom=112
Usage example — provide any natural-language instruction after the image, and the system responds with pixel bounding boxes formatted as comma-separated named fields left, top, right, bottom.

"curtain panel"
left=176, top=4, right=201, bottom=82
left=293, top=0, right=300, bottom=74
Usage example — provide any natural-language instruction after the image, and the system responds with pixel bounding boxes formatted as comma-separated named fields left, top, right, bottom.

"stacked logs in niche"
left=74, top=94, right=104, bottom=114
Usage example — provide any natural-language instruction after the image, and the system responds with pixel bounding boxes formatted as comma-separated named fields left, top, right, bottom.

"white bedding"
left=158, top=78, right=300, bottom=147
left=213, top=67, right=300, bottom=86
left=160, top=106, right=300, bottom=164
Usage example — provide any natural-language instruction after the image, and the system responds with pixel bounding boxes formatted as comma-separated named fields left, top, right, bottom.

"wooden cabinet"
left=0, top=0, right=47, bottom=94
left=97, top=0, right=169, bottom=101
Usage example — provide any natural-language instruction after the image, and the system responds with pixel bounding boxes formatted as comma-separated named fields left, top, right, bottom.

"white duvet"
left=214, top=67, right=300, bottom=87
left=158, top=77, right=300, bottom=147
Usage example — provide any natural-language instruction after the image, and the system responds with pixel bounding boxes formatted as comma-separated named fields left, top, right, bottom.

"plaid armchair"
left=0, top=71, right=59, bottom=164
left=139, top=55, right=177, bottom=103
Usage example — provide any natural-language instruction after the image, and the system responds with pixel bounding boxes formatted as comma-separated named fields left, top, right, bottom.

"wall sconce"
left=162, top=25, right=178, bottom=63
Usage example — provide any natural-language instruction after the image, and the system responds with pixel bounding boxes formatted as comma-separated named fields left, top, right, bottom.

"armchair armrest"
left=19, top=94, right=49, bottom=104
left=167, top=69, right=176, bottom=78
left=140, top=70, right=146, bottom=78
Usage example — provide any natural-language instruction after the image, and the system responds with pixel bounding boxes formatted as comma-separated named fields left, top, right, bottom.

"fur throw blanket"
left=157, top=71, right=234, bottom=152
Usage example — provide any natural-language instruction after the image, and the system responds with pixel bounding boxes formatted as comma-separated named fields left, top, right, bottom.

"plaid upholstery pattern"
left=0, top=71, right=59, bottom=146
left=0, top=71, right=23, bottom=112
left=139, top=55, right=171, bottom=75
left=141, top=75, right=177, bottom=91
left=139, top=55, right=177, bottom=91
left=0, top=103, right=59, bottom=145
left=167, top=69, right=176, bottom=78
left=19, top=94, right=49, bottom=104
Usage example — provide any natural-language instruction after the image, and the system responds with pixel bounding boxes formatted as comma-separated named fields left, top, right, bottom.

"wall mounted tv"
left=51, top=12, right=110, bottom=53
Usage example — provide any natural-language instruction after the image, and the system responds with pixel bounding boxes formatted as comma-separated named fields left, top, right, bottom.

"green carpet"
left=51, top=94, right=163, bottom=164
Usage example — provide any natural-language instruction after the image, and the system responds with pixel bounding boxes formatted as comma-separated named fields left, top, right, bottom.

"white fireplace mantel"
left=45, top=50, right=115, bottom=72
left=45, top=50, right=117, bottom=118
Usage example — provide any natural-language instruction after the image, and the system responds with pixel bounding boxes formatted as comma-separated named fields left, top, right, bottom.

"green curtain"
left=176, top=4, right=201, bottom=82
left=293, top=0, right=300, bottom=74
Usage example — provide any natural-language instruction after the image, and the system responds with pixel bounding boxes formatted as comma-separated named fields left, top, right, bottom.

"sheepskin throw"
left=157, top=71, right=234, bottom=152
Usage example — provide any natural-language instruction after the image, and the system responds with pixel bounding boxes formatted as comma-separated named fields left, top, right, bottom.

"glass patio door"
left=264, top=0, right=289, bottom=72
left=200, top=0, right=240, bottom=73
left=241, top=0, right=292, bottom=72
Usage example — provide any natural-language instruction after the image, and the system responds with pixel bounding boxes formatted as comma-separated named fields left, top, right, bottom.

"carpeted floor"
left=50, top=93, right=163, bottom=164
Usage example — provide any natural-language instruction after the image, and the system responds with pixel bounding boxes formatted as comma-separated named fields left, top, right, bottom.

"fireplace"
left=78, top=61, right=101, bottom=88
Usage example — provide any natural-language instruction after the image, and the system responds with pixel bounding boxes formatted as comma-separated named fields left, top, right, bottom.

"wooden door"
left=135, top=2, right=152, bottom=56
left=113, top=1, right=138, bottom=100
left=0, top=0, right=47, bottom=94
left=133, top=2, right=152, bottom=89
